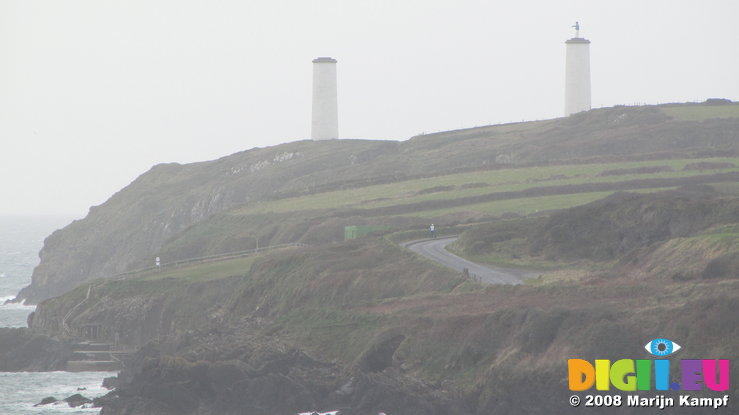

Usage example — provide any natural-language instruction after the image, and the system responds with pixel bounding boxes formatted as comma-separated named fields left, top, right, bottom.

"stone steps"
left=66, top=341, right=132, bottom=372
left=66, top=360, right=122, bottom=372
left=71, top=350, right=114, bottom=360
left=72, top=342, right=112, bottom=351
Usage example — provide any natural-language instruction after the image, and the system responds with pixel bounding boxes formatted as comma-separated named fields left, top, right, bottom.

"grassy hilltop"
left=19, top=101, right=739, bottom=303
left=21, top=101, right=739, bottom=414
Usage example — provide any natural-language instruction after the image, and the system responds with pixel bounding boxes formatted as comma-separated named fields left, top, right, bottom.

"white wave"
left=0, top=297, right=35, bottom=311
left=0, top=371, right=115, bottom=414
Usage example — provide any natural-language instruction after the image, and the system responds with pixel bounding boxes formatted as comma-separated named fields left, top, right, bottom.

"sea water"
left=0, top=216, right=369, bottom=415
left=0, top=215, right=114, bottom=415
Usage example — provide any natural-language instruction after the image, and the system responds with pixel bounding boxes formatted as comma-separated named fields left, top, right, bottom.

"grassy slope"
left=232, top=157, right=739, bottom=215
left=31, top=240, right=467, bottom=351
left=28, top=102, right=739, bottom=412
left=252, top=189, right=739, bottom=412
left=23, top=103, right=739, bottom=303
left=152, top=156, right=739, bottom=264
left=659, top=102, right=739, bottom=121
left=36, top=215, right=739, bottom=412
left=451, top=187, right=739, bottom=273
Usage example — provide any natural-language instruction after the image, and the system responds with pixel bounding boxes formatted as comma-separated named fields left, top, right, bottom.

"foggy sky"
left=1, top=0, right=738, bottom=216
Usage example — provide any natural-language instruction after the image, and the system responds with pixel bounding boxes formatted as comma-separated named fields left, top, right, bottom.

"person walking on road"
left=429, top=223, right=436, bottom=239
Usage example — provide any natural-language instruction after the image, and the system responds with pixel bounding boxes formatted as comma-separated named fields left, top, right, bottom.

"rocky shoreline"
left=0, top=327, right=72, bottom=371
left=95, top=327, right=469, bottom=415
left=0, top=324, right=471, bottom=414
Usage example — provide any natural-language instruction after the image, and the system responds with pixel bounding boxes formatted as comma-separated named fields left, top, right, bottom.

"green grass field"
left=229, top=157, right=739, bottom=217
left=150, top=153, right=739, bottom=269
left=132, top=255, right=257, bottom=282
left=412, top=187, right=677, bottom=218
left=660, top=104, right=739, bottom=121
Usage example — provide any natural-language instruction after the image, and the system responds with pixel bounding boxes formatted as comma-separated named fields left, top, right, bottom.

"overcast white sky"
left=1, top=0, right=738, bottom=216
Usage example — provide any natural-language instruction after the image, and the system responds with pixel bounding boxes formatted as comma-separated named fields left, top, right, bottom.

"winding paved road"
left=403, top=237, right=537, bottom=285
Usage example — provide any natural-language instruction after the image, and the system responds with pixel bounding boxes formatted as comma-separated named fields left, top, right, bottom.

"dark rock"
left=0, top=328, right=72, bottom=371
left=99, top=335, right=466, bottom=415
left=64, top=393, right=92, bottom=408
left=102, top=376, right=118, bottom=390
left=357, top=333, right=405, bottom=373
left=92, top=391, right=118, bottom=408
left=703, top=253, right=739, bottom=279
left=34, top=396, right=58, bottom=406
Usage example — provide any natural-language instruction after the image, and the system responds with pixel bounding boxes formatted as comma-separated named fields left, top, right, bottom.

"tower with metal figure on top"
left=564, top=21, right=591, bottom=116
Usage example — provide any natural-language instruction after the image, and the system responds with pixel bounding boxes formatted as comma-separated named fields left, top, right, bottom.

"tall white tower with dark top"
left=311, top=57, right=338, bottom=140
left=564, top=22, right=591, bottom=116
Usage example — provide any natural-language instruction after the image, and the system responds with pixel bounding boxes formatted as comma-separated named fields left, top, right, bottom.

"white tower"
left=311, top=57, right=338, bottom=140
left=564, top=22, right=591, bottom=116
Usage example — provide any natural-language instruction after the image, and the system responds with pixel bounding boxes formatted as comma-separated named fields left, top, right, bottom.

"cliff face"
left=97, top=331, right=467, bottom=415
left=27, top=240, right=461, bottom=349
left=29, top=240, right=474, bottom=413
left=29, top=235, right=739, bottom=414
left=18, top=140, right=396, bottom=303
left=0, top=328, right=71, bottom=371
left=18, top=104, right=739, bottom=303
